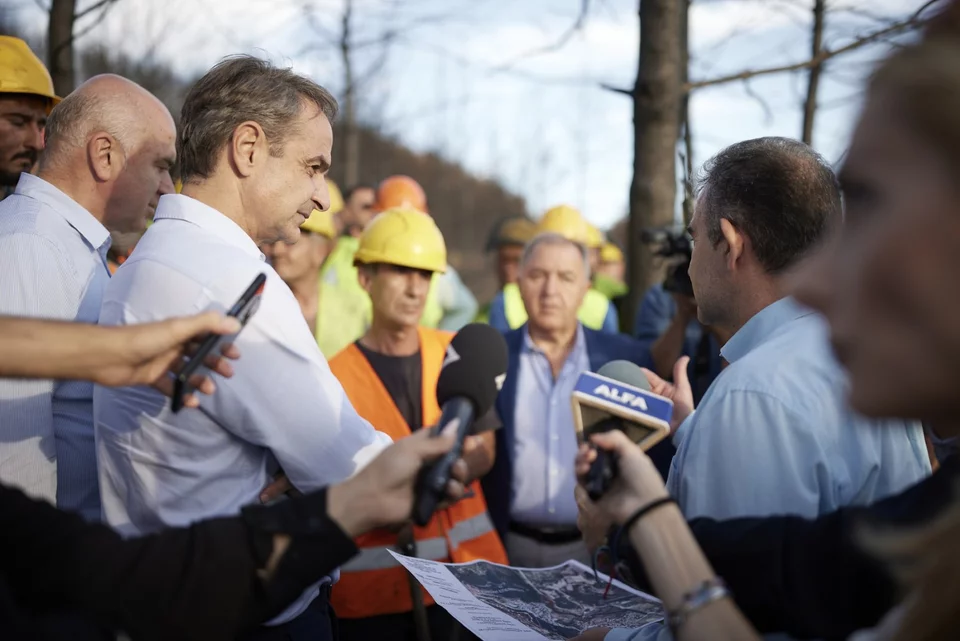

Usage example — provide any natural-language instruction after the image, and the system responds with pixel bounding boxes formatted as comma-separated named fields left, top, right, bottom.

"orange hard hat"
left=374, top=175, right=427, bottom=213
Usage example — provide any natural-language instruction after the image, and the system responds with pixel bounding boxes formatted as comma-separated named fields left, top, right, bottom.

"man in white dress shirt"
left=0, top=74, right=176, bottom=524
left=94, top=56, right=392, bottom=641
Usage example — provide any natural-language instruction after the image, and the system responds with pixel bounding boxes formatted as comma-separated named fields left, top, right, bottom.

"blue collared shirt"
left=509, top=324, right=591, bottom=527
left=0, top=173, right=110, bottom=522
left=667, top=297, right=930, bottom=521
left=606, top=298, right=931, bottom=641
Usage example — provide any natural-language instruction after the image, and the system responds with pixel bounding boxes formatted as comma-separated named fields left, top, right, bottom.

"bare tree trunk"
left=340, top=0, right=360, bottom=187
left=679, top=0, right=693, bottom=226
left=802, top=0, right=826, bottom=145
left=48, top=0, right=77, bottom=96
left=626, top=0, right=682, bottom=328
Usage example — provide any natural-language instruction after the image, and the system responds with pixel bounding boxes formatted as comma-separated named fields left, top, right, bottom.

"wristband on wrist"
left=667, top=577, right=730, bottom=633
left=622, top=496, right=676, bottom=533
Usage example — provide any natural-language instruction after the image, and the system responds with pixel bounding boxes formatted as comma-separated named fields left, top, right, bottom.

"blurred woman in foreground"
left=575, top=4, right=960, bottom=640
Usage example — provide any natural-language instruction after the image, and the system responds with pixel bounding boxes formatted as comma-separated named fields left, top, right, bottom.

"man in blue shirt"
left=481, top=232, right=663, bottom=568
left=594, top=137, right=931, bottom=641
left=658, top=138, right=930, bottom=521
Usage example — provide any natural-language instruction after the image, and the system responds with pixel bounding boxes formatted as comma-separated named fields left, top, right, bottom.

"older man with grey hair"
left=480, top=232, right=658, bottom=568
left=0, top=74, right=176, bottom=524
left=94, top=55, right=392, bottom=641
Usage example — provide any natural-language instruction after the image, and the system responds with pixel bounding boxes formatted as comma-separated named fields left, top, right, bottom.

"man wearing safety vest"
left=593, top=241, right=630, bottom=332
left=328, top=207, right=506, bottom=641
left=476, top=215, right=537, bottom=324
left=487, top=205, right=619, bottom=334
left=369, top=175, right=479, bottom=332
left=265, top=200, right=341, bottom=348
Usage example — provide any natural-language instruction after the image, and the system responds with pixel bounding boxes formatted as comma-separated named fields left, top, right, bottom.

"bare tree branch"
left=686, top=0, right=943, bottom=91
left=491, top=0, right=591, bottom=72
left=601, top=82, right=633, bottom=96
left=742, top=78, right=773, bottom=125
left=51, top=0, right=121, bottom=63
left=74, top=0, right=116, bottom=22
left=69, top=0, right=119, bottom=45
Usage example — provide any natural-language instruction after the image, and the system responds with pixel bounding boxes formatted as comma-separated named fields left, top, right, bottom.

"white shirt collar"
left=16, top=173, right=110, bottom=252
left=152, top=193, right=265, bottom=261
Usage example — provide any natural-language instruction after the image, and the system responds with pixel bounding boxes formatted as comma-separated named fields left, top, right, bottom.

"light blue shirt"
left=510, top=324, right=591, bottom=527
left=0, top=173, right=110, bottom=522
left=667, top=297, right=929, bottom=521
left=605, top=297, right=930, bottom=641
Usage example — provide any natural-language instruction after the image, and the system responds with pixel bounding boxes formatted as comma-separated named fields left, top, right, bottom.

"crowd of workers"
left=0, top=2, right=960, bottom=640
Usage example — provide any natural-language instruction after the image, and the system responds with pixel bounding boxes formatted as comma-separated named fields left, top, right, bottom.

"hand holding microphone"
left=412, top=324, right=508, bottom=527
left=571, top=360, right=674, bottom=501
left=575, top=431, right=670, bottom=525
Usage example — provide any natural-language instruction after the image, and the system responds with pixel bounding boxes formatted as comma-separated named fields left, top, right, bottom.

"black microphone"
left=412, top=323, right=508, bottom=526
left=571, top=360, right=673, bottom=500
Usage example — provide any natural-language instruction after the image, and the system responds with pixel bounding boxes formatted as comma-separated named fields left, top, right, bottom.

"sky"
left=11, top=0, right=927, bottom=230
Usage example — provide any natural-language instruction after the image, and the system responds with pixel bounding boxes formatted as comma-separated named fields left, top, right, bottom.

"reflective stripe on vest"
left=502, top=282, right=611, bottom=330
left=328, top=327, right=508, bottom=619
left=340, top=511, right=497, bottom=572
left=342, top=537, right=449, bottom=572
left=447, top=511, right=496, bottom=548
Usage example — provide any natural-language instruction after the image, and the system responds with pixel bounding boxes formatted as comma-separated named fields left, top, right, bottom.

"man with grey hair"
left=0, top=73, right=176, bottom=524
left=94, top=55, right=391, bottom=641
left=480, top=232, right=654, bottom=568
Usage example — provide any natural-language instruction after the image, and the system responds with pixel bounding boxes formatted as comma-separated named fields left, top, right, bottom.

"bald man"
left=0, top=74, right=176, bottom=523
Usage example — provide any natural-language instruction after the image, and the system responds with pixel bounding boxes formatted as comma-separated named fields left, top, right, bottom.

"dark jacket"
left=482, top=324, right=674, bottom=539
left=0, top=484, right=357, bottom=641
left=620, top=457, right=959, bottom=640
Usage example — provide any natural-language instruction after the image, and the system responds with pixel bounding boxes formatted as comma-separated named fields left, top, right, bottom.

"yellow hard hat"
left=355, top=207, right=447, bottom=273
left=538, top=204, right=590, bottom=246
left=326, top=178, right=344, bottom=216
left=600, top=242, right=624, bottom=264
left=584, top=223, right=604, bottom=249
left=0, top=37, right=59, bottom=110
left=301, top=207, right=337, bottom=239
left=486, top=216, right=536, bottom=251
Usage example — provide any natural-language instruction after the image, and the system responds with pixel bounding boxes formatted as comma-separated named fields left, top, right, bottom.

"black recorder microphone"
left=571, top=360, right=674, bottom=501
left=412, top=323, right=508, bottom=527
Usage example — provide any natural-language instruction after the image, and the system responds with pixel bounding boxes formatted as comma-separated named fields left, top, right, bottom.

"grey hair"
left=520, top=232, right=591, bottom=280
left=178, top=55, right=339, bottom=182
left=40, top=90, right=139, bottom=169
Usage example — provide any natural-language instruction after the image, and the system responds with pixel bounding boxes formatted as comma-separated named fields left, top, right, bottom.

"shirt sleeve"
left=207, top=315, right=393, bottom=493
left=0, top=234, right=81, bottom=500
left=671, top=390, right=831, bottom=521
left=633, top=286, right=673, bottom=343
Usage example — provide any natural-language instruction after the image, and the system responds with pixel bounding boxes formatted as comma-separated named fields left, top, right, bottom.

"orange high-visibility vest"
left=329, top=327, right=507, bottom=619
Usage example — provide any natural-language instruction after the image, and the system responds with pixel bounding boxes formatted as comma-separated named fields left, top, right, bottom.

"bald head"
left=38, top=74, right=177, bottom=233
left=42, top=74, right=174, bottom=163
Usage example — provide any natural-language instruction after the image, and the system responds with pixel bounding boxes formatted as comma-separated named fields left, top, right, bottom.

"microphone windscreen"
left=436, top=323, right=508, bottom=415
left=597, top=360, right=651, bottom=391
